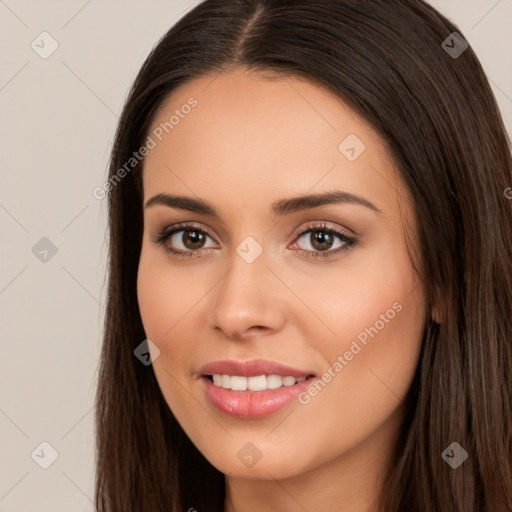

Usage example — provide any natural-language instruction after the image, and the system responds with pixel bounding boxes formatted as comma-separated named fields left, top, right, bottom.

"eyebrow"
left=144, top=190, right=382, bottom=218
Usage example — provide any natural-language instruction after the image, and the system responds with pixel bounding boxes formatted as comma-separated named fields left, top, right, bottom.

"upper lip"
left=199, top=358, right=316, bottom=378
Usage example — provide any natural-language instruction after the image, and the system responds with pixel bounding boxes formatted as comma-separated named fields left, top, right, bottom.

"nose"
left=206, top=251, right=287, bottom=341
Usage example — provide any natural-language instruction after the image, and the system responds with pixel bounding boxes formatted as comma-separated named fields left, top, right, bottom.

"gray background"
left=1, top=1, right=511, bottom=510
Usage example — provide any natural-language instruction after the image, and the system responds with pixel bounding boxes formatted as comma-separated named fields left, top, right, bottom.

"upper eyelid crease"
left=157, top=221, right=353, bottom=242
left=143, top=191, right=383, bottom=218
left=154, top=222, right=357, bottom=260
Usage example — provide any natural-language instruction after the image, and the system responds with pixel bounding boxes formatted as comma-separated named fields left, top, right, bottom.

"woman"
left=95, top=1, right=512, bottom=510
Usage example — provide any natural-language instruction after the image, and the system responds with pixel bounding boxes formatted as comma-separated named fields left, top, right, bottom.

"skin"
left=137, top=66, right=428, bottom=512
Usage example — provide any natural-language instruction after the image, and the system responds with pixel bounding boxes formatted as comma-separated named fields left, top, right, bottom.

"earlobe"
left=431, top=302, right=444, bottom=325
left=429, top=283, right=445, bottom=325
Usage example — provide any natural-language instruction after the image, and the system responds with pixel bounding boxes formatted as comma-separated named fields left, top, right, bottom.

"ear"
left=430, top=285, right=445, bottom=325
left=430, top=291, right=446, bottom=325
left=431, top=304, right=443, bottom=324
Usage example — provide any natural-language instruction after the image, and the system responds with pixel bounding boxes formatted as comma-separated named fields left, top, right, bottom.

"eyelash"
left=152, top=222, right=358, bottom=260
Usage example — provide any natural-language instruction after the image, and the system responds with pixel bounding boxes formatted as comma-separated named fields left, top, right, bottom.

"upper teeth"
left=211, top=374, right=306, bottom=391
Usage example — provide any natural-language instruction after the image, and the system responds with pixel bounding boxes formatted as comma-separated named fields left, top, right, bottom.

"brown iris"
left=310, top=230, right=334, bottom=251
left=182, top=230, right=206, bottom=250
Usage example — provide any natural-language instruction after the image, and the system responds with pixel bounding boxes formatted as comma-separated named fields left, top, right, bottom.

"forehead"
left=141, top=67, right=404, bottom=218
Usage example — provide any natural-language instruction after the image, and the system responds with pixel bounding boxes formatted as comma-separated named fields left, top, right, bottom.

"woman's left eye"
left=291, top=223, right=358, bottom=259
left=153, top=222, right=357, bottom=259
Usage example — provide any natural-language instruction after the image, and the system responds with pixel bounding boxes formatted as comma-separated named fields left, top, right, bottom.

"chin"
left=200, top=440, right=316, bottom=480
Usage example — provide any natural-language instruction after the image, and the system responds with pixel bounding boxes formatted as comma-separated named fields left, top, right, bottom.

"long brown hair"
left=95, top=1, right=512, bottom=510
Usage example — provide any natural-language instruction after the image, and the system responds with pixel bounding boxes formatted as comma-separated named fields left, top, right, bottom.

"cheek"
left=137, top=244, right=193, bottom=341
left=137, top=262, right=170, bottom=342
left=290, top=232, right=423, bottom=345
left=136, top=243, right=217, bottom=391
left=136, top=248, right=200, bottom=410
left=136, top=250, right=200, bottom=389
left=291, top=236, right=426, bottom=408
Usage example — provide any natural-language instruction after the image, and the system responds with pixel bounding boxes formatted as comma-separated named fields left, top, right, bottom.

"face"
left=137, top=67, right=427, bottom=481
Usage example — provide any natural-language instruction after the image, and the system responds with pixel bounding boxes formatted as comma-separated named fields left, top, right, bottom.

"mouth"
left=198, top=359, right=318, bottom=417
left=200, top=373, right=317, bottom=419
left=201, top=373, right=316, bottom=391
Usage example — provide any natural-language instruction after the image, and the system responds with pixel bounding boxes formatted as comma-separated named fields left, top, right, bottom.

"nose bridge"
left=208, top=239, right=285, bottom=337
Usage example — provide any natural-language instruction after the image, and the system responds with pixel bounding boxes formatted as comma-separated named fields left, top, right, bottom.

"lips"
left=198, top=358, right=318, bottom=418
left=199, top=358, right=317, bottom=379
left=201, top=375, right=316, bottom=418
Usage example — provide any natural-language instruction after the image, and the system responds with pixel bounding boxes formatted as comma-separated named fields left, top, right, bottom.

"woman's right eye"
left=153, top=224, right=218, bottom=257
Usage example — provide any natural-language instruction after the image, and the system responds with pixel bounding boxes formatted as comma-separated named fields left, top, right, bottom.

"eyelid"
left=290, top=221, right=356, bottom=242
left=152, top=221, right=218, bottom=244
left=153, top=220, right=358, bottom=259
left=290, top=221, right=358, bottom=257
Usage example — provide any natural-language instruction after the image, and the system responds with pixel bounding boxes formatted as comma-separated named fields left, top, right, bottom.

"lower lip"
left=201, top=376, right=316, bottom=419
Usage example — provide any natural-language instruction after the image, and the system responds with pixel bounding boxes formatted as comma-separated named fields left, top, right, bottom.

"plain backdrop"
left=1, top=1, right=511, bottom=510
